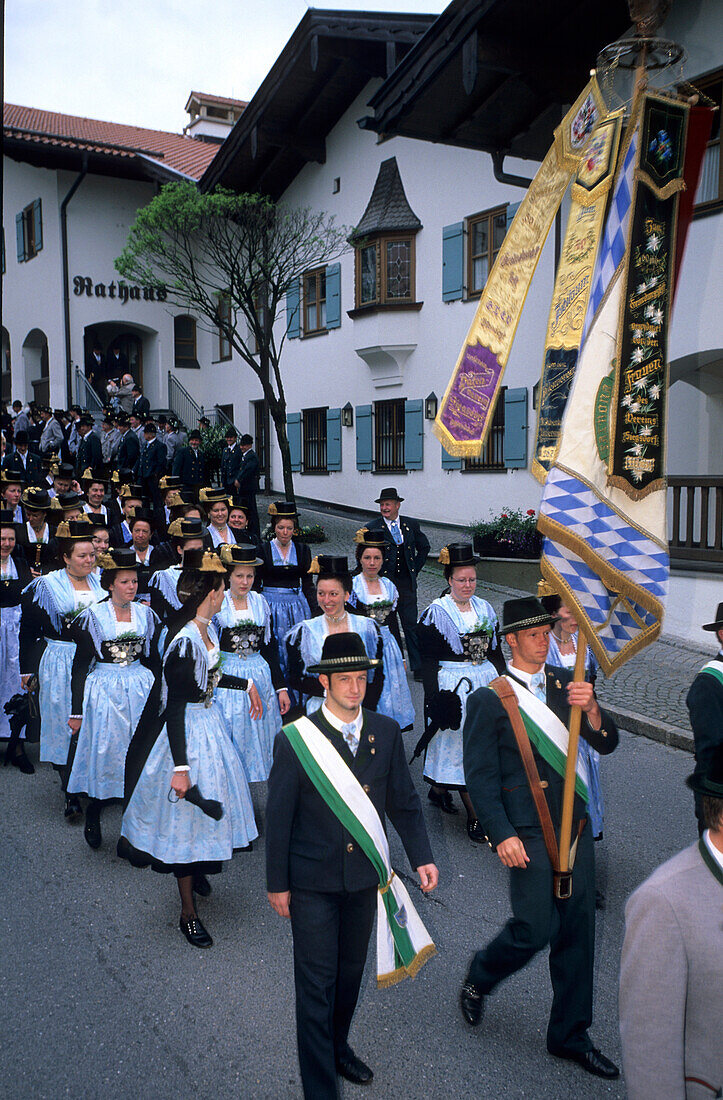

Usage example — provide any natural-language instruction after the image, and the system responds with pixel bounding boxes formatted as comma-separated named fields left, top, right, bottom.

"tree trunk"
left=267, top=399, right=296, bottom=510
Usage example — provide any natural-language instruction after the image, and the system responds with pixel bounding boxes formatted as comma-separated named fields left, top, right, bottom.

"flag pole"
left=557, top=632, right=588, bottom=876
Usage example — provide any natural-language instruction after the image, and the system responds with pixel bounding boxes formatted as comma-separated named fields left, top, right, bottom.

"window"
left=302, top=407, right=328, bottom=472
left=354, top=235, right=416, bottom=309
left=463, top=388, right=506, bottom=471
left=374, top=399, right=405, bottom=472
left=16, top=199, right=43, bottom=262
left=693, top=69, right=722, bottom=209
left=216, top=295, right=232, bottom=361
left=303, top=268, right=327, bottom=335
left=174, top=315, right=198, bottom=369
left=467, top=206, right=507, bottom=296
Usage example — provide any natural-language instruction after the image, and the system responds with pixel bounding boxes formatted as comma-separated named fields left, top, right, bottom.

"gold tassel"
left=354, top=527, right=369, bottom=544
left=56, top=521, right=70, bottom=538
left=201, top=551, right=226, bottom=573
left=95, top=552, right=116, bottom=571
left=50, top=463, right=60, bottom=476
left=537, top=578, right=555, bottom=598
left=50, top=497, right=62, bottom=511
left=110, top=471, right=119, bottom=485
left=166, top=491, right=183, bottom=508
left=308, top=556, right=320, bottom=574
left=268, top=502, right=278, bottom=516
left=82, top=467, right=92, bottom=481
left=119, top=484, right=131, bottom=498
left=198, top=487, right=210, bottom=503
left=438, top=547, right=450, bottom=565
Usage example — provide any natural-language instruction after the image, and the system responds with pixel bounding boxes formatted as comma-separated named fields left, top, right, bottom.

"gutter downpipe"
left=61, top=155, right=88, bottom=405
left=492, top=149, right=562, bottom=271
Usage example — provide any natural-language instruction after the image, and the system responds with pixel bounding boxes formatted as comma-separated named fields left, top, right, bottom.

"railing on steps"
left=168, top=371, right=203, bottom=430
left=73, top=367, right=104, bottom=416
left=210, top=404, right=237, bottom=433
left=668, top=476, right=723, bottom=567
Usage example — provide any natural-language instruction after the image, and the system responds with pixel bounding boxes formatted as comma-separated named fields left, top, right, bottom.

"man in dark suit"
left=115, top=413, right=141, bottom=473
left=237, top=433, right=260, bottom=537
left=172, top=430, right=205, bottom=492
left=138, top=421, right=167, bottom=512
left=2, top=431, right=43, bottom=485
left=460, top=596, right=619, bottom=1080
left=75, top=415, right=103, bottom=475
left=366, top=487, right=430, bottom=679
left=220, top=427, right=242, bottom=496
left=85, top=342, right=106, bottom=398
left=131, top=384, right=150, bottom=420
left=109, top=485, right=144, bottom=547
left=105, top=342, right=128, bottom=384
left=686, top=602, right=723, bottom=835
left=266, top=633, right=438, bottom=1099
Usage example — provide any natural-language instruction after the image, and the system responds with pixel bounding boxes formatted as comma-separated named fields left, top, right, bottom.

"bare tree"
left=116, top=182, right=350, bottom=502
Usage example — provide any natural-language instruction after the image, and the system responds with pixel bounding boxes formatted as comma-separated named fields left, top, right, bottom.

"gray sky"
left=5, top=0, right=448, bottom=133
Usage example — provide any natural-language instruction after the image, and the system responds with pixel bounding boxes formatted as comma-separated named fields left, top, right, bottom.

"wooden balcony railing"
left=668, top=476, right=723, bottom=567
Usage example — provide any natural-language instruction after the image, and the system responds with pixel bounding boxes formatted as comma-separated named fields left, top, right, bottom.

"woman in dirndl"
left=417, top=543, right=503, bottom=841
left=118, top=550, right=261, bottom=948
left=259, top=501, right=317, bottom=698
left=347, top=527, right=415, bottom=731
left=285, top=554, right=384, bottom=716
left=199, top=487, right=241, bottom=549
left=213, top=543, right=290, bottom=782
left=19, top=518, right=104, bottom=818
left=147, top=517, right=206, bottom=624
left=66, top=547, right=164, bottom=849
left=1, top=509, right=33, bottom=772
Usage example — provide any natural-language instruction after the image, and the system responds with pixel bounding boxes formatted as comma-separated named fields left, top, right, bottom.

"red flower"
left=527, top=509, right=536, bottom=516
left=501, top=513, right=508, bottom=519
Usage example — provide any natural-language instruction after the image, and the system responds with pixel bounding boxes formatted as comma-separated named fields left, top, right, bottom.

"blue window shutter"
left=326, top=263, right=341, bottom=329
left=355, top=404, right=372, bottom=471
left=326, top=407, right=341, bottom=471
left=442, top=222, right=464, bottom=301
left=16, top=213, right=26, bottom=262
left=441, top=445, right=462, bottom=470
left=506, top=201, right=520, bottom=231
left=287, top=411, right=302, bottom=472
left=404, top=399, right=424, bottom=471
left=286, top=279, right=300, bottom=339
left=503, top=387, right=528, bottom=468
left=33, top=199, right=43, bottom=253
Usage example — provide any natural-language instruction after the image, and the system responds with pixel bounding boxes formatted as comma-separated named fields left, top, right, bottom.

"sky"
left=5, top=0, right=449, bottom=133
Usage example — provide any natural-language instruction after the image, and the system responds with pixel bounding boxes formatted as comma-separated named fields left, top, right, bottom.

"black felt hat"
left=354, top=527, right=387, bottom=550
left=55, top=518, right=95, bottom=541
left=307, top=632, right=380, bottom=675
left=97, top=546, right=139, bottom=574
left=168, top=518, right=206, bottom=541
left=181, top=549, right=226, bottom=574
left=499, top=596, right=560, bottom=635
left=199, top=487, right=231, bottom=506
left=309, top=554, right=351, bottom=578
left=52, top=463, right=75, bottom=480
left=81, top=467, right=109, bottom=489
left=56, top=491, right=84, bottom=512
left=159, top=475, right=182, bottom=492
left=702, top=602, right=723, bottom=632
left=374, top=486, right=404, bottom=503
left=686, top=745, right=723, bottom=799
left=219, top=542, right=263, bottom=568
left=119, top=483, right=144, bottom=501
left=1, top=470, right=24, bottom=487
left=21, top=486, right=52, bottom=511
left=268, top=500, right=297, bottom=519
left=128, top=508, right=154, bottom=529
left=0, top=508, right=16, bottom=526
left=438, top=542, right=479, bottom=568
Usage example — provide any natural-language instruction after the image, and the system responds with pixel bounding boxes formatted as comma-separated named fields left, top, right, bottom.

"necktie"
left=341, top=722, right=359, bottom=756
left=391, top=520, right=403, bottom=545
left=531, top=671, right=546, bottom=702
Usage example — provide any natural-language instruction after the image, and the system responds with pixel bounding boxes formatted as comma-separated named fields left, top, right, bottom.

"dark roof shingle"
left=350, top=157, right=422, bottom=240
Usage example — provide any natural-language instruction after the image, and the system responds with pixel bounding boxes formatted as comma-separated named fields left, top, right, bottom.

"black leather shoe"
left=335, top=1050, right=373, bottom=1085
left=460, top=981, right=485, bottom=1026
left=10, top=749, right=35, bottom=774
left=193, top=873, right=212, bottom=897
left=467, top=818, right=487, bottom=843
left=64, top=795, right=82, bottom=821
left=84, top=813, right=102, bottom=850
left=179, top=915, right=213, bottom=948
left=428, top=787, right=459, bottom=815
left=548, top=1046, right=620, bottom=1079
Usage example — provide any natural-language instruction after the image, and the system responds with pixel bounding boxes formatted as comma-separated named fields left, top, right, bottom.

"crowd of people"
left=2, top=397, right=721, bottom=1099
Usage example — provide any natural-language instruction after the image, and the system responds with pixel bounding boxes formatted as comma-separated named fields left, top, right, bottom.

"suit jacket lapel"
left=312, top=709, right=356, bottom=770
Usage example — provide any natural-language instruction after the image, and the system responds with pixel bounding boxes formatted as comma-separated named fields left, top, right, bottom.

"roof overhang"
left=360, top=0, right=632, bottom=161
left=3, top=130, right=190, bottom=184
left=200, top=8, right=436, bottom=198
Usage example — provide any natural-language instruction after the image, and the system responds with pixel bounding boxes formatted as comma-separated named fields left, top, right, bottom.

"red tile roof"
left=3, top=103, right=221, bottom=179
left=185, top=91, right=248, bottom=109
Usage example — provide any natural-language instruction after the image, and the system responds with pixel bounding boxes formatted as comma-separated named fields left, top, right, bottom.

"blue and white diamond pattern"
left=581, top=129, right=638, bottom=343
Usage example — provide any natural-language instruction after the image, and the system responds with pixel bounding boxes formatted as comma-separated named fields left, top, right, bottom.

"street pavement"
left=291, top=495, right=711, bottom=749
left=2, top=681, right=699, bottom=1098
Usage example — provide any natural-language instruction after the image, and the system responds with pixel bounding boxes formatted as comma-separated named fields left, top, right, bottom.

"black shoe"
left=179, top=915, right=213, bottom=948
left=335, top=1050, right=373, bottom=1085
left=467, top=818, right=487, bottom=844
left=10, top=749, right=35, bottom=774
left=64, top=795, right=82, bottom=821
left=193, top=873, right=212, bottom=897
left=428, top=787, right=459, bottom=815
left=460, top=981, right=485, bottom=1026
left=548, top=1046, right=620, bottom=1079
left=84, top=811, right=102, bottom=850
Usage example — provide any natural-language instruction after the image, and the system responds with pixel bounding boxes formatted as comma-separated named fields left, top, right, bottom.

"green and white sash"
left=283, top=716, right=436, bottom=988
left=700, top=659, right=723, bottom=689
left=504, top=676, right=589, bottom=803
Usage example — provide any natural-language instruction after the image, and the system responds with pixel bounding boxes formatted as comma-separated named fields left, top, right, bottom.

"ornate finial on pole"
left=628, top=0, right=672, bottom=37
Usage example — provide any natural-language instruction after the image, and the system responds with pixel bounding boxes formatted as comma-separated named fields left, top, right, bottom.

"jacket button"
left=368, top=734, right=375, bottom=743
left=370, top=747, right=376, bottom=755
left=363, top=784, right=370, bottom=793
left=346, top=842, right=354, bottom=853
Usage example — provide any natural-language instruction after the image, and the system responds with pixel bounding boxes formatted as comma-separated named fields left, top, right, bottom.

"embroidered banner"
left=434, top=77, right=607, bottom=457
left=531, top=112, right=623, bottom=483
left=608, top=94, right=689, bottom=500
